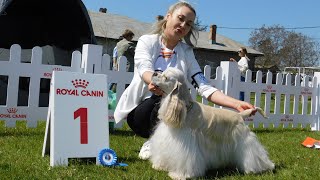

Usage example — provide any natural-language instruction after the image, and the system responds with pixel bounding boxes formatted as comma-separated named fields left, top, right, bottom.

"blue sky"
left=82, top=0, right=320, bottom=46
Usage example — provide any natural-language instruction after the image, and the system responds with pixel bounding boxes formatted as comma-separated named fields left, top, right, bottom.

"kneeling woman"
left=114, top=1, right=255, bottom=158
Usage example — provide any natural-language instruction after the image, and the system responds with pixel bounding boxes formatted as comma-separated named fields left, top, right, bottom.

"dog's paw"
left=168, top=172, right=187, bottom=180
left=152, top=164, right=167, bottom=171
left=138, top=141, right=151, bottom=160
left=138, top=149, right=151, bottom=160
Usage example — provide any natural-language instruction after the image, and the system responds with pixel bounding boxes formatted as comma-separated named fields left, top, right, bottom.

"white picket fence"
left=220, top=62, right=319, bottom=130
left=0, top=44, right=319, bottom=130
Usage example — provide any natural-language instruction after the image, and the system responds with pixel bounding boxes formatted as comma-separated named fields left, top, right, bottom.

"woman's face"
left=164, top=6, right=195, bottom=43
left=238, top=49, right=245, bottom=57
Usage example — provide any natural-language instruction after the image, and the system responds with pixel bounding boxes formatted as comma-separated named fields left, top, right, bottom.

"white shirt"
left=238, top=56, right=249, bottom=75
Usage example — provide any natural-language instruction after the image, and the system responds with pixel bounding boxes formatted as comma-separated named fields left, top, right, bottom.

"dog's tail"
left=240, top=107, right=268, bottom=119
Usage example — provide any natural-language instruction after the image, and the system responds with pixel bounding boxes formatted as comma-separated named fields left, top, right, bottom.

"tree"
left=249, top=25, right=320, bottom=70
left=194, top=16, right=208, bottom=32
left=280, top=32, right=319, bottom=68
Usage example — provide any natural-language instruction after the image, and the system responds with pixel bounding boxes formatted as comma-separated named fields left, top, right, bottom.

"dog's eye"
left=153, top=72, right=158, bottom=77
left=162, top=75, right=167, bottom=80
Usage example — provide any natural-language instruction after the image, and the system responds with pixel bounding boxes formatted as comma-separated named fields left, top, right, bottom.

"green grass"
left=1, top=121, right=320, bottom=179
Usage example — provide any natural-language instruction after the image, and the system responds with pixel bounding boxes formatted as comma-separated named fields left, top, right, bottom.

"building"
left=89, top=9, right=264, bottom=76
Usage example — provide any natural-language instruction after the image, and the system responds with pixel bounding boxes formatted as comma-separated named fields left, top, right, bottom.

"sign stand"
left=42, top=71, right=109, bottom=166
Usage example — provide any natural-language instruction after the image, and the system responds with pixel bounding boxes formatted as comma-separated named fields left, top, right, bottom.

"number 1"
left=74, top=108, right=88, bottom=144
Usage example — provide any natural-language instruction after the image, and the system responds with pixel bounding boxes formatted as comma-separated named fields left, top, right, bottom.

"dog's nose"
left=152, top=72, right=158, bottom=77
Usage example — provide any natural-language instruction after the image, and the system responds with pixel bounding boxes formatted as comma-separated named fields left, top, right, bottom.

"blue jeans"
left=240, top=76, right=245, bottom=101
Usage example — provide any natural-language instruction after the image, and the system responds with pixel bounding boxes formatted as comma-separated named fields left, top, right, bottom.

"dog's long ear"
left=159, top=80, right=186, bottom=128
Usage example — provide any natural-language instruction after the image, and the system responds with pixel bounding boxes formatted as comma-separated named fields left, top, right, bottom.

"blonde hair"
left=151, top=1, right=199, bottom=47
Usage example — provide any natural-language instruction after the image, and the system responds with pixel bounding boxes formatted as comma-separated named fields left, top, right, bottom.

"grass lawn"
left=1, top=120, right=320, bottom=180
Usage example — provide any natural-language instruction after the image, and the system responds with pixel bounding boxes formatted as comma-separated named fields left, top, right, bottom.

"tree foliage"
left=194, top=16, right=208, bottom=32
left=249, top=25, right=320, bottom=70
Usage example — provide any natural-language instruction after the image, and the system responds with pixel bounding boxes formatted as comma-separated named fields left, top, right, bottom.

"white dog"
left=148, top=67, right=275, bottom=179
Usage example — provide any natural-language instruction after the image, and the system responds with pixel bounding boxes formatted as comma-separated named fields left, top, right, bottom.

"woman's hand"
left=235, top=101, right=257, bottom=115
left=230, top=58, right=236, bottom=62
left=148, top=83, right=163, bottom=96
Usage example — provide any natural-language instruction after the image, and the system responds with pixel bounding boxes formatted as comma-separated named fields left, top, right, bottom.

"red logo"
left=281, top=115, right=293, bottom=122
left=1, top=108, right=27, bottom=119
left=7, top=108, right=18, bottom=114
left=53, top=67, right=63, bottom=71
left=43, top=68, right=63, bottom=77
left=301, top=88, right=312, bottom=95
left=72, top=79, right=89, bottom=89
left=56, top=79, right=103, bottom=97
left=263, top=85, right=276, bottom=93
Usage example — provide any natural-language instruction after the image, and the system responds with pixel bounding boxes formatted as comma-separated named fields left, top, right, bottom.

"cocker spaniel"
left=148, top=67, right=275, bottom=179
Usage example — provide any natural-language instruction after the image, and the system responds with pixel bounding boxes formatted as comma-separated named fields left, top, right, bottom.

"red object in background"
left=301, top=137, right=320, bottom=148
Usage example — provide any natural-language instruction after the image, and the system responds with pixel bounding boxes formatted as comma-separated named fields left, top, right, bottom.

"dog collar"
left=187, top=101, right=193, bottom=112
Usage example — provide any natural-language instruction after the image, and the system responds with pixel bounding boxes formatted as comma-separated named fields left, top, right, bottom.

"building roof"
left=89, top=11, right=263, bottom=56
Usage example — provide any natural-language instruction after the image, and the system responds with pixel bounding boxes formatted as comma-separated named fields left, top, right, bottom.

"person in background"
left=116, top=29, right=135, bottom=72
left=109, top=36, right=124, bottom=93
left=230, top=47, right=250, bottom=100
left=114, top=2, right=256, bottom=159
left=112, top=36, right=124, bottom=71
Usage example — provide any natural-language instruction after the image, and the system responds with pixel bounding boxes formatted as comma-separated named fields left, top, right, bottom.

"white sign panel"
left=42, top=71, right=109, bottom=166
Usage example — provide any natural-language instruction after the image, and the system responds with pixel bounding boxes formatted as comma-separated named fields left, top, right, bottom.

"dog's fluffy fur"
left=149, top=67, right=275, bottom=179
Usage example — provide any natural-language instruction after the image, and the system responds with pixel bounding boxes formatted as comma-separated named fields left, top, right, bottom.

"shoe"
left=138, top=140, right=151, bottom=160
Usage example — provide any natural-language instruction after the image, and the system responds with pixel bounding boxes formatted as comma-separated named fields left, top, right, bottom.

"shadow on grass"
left=67, top=157, right=130, bottom=171
left=203, top=167, right=244, bottom=179
left=110, top=129, right=135, bottom=137
left=118, top=156, right=139, bottom=163
left=202, top=163, right=281, bottom=179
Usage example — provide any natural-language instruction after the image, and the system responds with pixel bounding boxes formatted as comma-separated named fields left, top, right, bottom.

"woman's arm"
left=183, top=47, right=254, bottom=112
left=142, top=71, right=163, bottom=96
left=135, top=35, right=163, bottom=95
left=142, top=71, right=153, bottom=84
left=135, top=35, right=156, bottom=78
left=208, top=90, right=255, bottom=112
left=229, top=58, right=237, bottom=62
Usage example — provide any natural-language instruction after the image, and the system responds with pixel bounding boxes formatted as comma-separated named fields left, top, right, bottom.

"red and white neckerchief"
left=154, top=44, right=177, bottom=72
left=160, top=47, right=175, bottom=61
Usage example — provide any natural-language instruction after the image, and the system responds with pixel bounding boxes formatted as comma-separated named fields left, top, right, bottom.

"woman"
left=230, top=47, right=250, bottom=100
left=114, top=2, right=256, bottom=158
left=230, top=47, right=250, bottom=77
